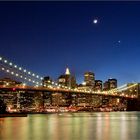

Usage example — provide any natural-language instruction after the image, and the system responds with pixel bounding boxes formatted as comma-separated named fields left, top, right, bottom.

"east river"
left=0, top=112, right=140, bottom=140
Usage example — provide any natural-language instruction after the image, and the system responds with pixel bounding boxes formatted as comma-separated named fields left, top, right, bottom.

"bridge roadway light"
left=19, top=67, right=22, bottom=70
left=0, top=57, right=2, bottom=60
left=14, top=65, right=17, bottom=68
left=24, top=69, right=26, bottom=72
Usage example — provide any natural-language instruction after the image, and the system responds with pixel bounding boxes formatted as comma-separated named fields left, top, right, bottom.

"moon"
left=118, top=40, right=121, bottom=43
left=93, top=19, right=98, bottom=24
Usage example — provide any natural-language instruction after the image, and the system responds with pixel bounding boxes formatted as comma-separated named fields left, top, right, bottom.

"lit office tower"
left=58, top=68, right=76, bottom=88
left=108, top=78, right=117, bottom=89
left=65, top=68, right=70, bottom=75
left=63, top=67, right=71, bottom=87
left=94, top=80, right=102, bottom=91
left=70, top=75, right=77, bottom=88
left=103, top=81, right=110, bottom=91
left=84, top=72, right=95, bottom=87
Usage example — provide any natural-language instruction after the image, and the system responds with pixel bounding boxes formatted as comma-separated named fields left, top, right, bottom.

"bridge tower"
left=127, top=83, right=140, bottom=111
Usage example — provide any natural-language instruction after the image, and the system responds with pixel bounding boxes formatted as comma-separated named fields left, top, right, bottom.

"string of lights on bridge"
left=0, top=56, right=70, bottom=89
left=0, top=56, right=138, bottom=98
left=0, top=56, right=43, bottom=80
left=108, top=83, right=138, bottom=93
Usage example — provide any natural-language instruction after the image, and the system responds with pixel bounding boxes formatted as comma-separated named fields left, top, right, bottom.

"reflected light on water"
left=0, top=112, right=140, bottom=140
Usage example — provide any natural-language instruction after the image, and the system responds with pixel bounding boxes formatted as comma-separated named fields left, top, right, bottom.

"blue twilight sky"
left=0, top=1, right=140, bottom=85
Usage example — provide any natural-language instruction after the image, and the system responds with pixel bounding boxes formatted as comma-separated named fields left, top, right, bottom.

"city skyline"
left=0, top=1, right=140, bottom=85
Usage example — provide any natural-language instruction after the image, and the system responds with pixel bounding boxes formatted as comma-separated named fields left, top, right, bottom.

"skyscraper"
left=103, top=81, right=110, bottom=91
left=65, top=68, right=70, bottom=75
left=108, top=78, right=117, bottom=89
left=58, top=68, right=76, bottom=88
left=84, top=72, right=95, bottom=88
left=103, top=78, right=117, bottom=90
left=94, top=80, right=102, bottom=91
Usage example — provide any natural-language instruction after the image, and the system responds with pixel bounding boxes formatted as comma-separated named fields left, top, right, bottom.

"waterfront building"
left=0, top=77, right=22, bottom=86
left=51, top=93, right=72, bottom=107
left=0, top=78, right=22, bottom=111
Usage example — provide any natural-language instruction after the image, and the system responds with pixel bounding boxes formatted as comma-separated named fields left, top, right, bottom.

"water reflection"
left=0, top=112, right=140, bottom=140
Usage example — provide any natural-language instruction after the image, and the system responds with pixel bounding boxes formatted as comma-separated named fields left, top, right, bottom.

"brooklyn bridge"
left=0, top=56, right=140, bottom=112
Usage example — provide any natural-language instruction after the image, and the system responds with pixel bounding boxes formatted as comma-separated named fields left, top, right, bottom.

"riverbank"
left=0, top=113, right=27, bottom=117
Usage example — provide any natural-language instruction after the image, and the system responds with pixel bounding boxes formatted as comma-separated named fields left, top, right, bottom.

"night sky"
left=0, top=1, right=140, bottom=85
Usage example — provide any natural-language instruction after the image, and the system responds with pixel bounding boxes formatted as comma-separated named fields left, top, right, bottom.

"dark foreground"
left=0, top=113, right=27, bottom=117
